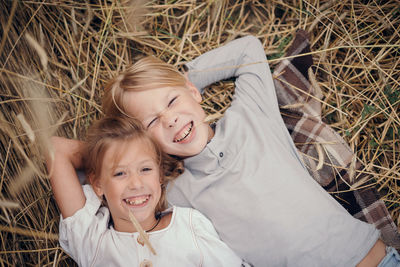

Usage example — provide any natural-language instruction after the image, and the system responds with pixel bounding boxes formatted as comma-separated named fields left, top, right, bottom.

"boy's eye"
left=168, top=96, right=178, bottom=107
left=146, top=96, right=178, bottom=128
left=147, top=117, right=158, bottom=128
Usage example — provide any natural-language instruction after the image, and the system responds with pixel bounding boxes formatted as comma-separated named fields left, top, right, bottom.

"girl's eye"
left=141, top=167, right=152, bottom=172
left=113, top=171, right=125, bottom=177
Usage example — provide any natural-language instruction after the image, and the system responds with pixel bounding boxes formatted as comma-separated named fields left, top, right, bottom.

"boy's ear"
left=186, top=80, right=202, bottom=103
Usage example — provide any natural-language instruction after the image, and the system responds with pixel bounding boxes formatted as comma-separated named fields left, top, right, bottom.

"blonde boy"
left=103, top=36, right=395, bottom=266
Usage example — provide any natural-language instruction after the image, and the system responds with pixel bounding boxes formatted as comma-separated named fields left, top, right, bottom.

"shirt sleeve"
left=190, top=208, right=245, bottom=267
left=185, top=35, right=280, bottom=117
left=58, top=184, right=110, bottom=267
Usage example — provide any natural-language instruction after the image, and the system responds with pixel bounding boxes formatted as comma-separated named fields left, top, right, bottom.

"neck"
left=207, top=123, right=215, bottom=143
left=113, top=214, right=159, bottom=233
left=146, top=215, right=161, bottom=232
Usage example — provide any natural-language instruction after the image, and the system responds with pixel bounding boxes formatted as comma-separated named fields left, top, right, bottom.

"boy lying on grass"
left=47, top=116, right=249, bottom=266
left=100, top=35, right=400, bottom=266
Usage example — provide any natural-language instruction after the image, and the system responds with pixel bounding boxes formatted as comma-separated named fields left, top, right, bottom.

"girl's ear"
left=186, top=80, right=202, bottom=103
left=89, top=174, right=104, bottom=198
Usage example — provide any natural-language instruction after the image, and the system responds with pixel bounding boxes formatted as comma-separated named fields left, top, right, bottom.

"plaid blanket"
left=272, top=29, right=400, bottom=250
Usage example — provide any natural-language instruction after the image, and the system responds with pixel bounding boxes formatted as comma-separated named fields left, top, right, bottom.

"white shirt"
left=167, top=35, right=380, bottom=266
left=59, top=185, right=246, bottom=267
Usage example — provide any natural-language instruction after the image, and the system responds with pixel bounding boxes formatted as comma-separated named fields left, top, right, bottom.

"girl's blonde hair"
left=102, top=56, right=187, bottom=117
left=83, top=116, right=184, bottom=214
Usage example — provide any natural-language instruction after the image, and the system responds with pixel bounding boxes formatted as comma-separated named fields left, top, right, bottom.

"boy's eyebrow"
left=163, top=88, right=178, bottom=102
left=145, top=88, right=178, bottom=119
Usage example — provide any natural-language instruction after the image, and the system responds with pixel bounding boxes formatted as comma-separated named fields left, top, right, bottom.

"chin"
left=173, top=146, right=203, bottom=158
left=189, top=141, right=208, bottom=157
left=168, top=134, right=209, bottom=158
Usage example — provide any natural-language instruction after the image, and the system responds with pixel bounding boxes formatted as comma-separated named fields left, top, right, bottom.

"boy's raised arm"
left=185, top=35, right=280, bottom=114
left=185, top=36, right=267, bottom=87
left=46, top=136, right=86, bottom=219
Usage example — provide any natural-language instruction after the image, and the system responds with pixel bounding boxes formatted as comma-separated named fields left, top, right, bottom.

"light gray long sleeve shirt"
left=167, top=35, right=379, bottom=266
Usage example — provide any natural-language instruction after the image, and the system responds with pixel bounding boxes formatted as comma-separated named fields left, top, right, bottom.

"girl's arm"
left=46, top=136, right=86, bottom=218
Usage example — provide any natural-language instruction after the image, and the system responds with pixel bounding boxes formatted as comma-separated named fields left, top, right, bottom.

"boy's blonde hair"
left=83, top=116, right=184, bottom=214
left=103, top=56, right=187, bottom=117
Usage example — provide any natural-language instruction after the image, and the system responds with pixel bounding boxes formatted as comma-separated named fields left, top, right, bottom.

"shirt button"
left=140, top=259, right=153, bottom=267
left=219, top=152, right=224, bottom=157
left=137, top=236, right=145, bottom=246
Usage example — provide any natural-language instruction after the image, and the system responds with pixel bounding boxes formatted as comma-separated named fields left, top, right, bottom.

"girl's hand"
left=48, top=136, right=86, bottom=218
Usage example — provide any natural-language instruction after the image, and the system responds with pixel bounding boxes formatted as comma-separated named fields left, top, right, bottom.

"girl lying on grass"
left=46, top=116, right=249, bottom=267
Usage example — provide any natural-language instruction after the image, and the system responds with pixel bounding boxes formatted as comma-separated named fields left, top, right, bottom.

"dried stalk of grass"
left=128, top=210, right=157, bottom=256
left=0, top=225, right=58, bottom=241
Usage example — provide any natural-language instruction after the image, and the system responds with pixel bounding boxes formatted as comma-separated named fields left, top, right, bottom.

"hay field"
left=0, top=0, right=399, bottom=265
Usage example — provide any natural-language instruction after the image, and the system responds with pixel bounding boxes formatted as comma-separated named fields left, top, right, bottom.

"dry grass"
left=0, top=0, right=399, bottom=265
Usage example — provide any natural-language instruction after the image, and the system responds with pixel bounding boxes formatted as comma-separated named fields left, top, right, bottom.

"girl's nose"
left=128, top=174, right=143, bottom=189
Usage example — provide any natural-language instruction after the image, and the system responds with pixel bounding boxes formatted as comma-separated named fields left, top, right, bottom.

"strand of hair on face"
left=128, top=210, right=157, bottom=255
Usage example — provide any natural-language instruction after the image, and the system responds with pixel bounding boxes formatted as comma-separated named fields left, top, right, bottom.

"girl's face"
left=93, top=138, right=162, bottom=233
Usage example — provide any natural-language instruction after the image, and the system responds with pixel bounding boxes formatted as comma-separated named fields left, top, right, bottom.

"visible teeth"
left=124, top=196, right=149, bottom=205
left=174, top=122, right=193, bottom=142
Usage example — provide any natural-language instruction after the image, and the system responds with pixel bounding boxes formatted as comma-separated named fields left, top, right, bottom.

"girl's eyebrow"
left=111, top=158, right=156, bottom=169
left=137, top=158, right=157, bottom=165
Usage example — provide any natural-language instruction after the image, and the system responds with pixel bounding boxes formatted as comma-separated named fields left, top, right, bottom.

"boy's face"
left=124, top=84, right=213, bottom=158
left=94, top=138, right=162, bottom=232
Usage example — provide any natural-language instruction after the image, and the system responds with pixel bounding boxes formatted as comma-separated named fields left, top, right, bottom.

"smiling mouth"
left=173, top=121, right=194, bottom=143
left=124, top=195, right=150, bottom=206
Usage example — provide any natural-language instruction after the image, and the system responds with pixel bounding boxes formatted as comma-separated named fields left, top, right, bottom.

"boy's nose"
left=161, top=110, right=178, bottom=128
